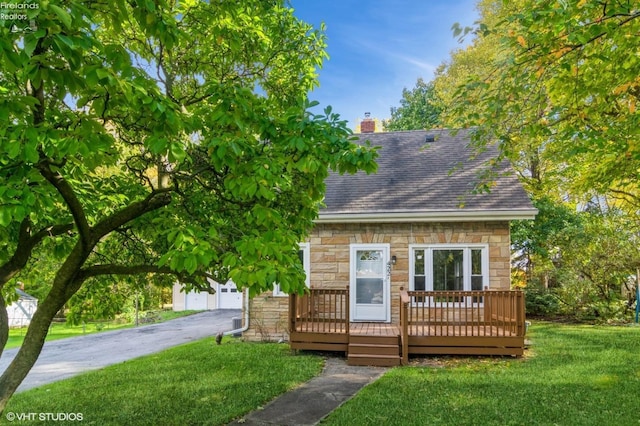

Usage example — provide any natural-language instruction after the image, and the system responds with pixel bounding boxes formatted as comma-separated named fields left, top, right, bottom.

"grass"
left=5, top=322, right=640, bottom=425
left=6, top=337, right=323, bottom=425
left=322, top=322, right=640, bottom=426
left=5, top=310, right=200, bottom=350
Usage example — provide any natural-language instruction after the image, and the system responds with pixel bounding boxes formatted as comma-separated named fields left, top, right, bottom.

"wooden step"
left=348, top=343, right=399, bottom=356
left=347, top=353, right=401, bottom=367
left=349, top=334, right=399, bottom=346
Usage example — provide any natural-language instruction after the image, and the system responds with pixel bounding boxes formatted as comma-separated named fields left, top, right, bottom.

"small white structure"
left=172, top=279, right=242, bottom=311
left=7, top=289, right=38, bottom=327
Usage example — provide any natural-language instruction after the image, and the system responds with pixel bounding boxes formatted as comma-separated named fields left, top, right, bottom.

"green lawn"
left=5, top=322, right=640, bottom=425
left=6, top=338, right=323, bottom=425
left=322, top=322, right=640, bottom=426
left=6, top=310, right=199, bottom=350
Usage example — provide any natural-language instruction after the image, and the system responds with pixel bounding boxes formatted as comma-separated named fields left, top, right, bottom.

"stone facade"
left=242, top=221, right=511, bottom=342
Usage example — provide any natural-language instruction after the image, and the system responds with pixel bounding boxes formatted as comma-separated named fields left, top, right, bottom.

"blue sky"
left=291, top=0, right=479, bottom=129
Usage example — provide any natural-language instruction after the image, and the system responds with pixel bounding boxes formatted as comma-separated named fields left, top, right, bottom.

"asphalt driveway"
left=0, top=309, right=241, bottom=392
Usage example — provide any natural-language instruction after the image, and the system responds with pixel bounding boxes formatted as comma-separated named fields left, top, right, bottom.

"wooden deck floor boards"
left=293, top=322, right=517, bottom=337
left=350, top=322, right=400, bottom=336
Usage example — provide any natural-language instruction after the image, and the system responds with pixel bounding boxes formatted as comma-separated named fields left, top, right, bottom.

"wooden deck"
left=289, top=288, right=526, bottom=366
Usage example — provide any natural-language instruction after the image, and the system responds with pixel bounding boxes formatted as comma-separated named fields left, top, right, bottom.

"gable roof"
left=16, top=289, right=37, bottom=300
left=318, top=129, right=537, bottom=223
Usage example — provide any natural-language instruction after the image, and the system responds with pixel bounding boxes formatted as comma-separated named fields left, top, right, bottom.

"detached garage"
left=172, top=279, right=242, bottom=311
left=8, top=289, right=38, bottom=327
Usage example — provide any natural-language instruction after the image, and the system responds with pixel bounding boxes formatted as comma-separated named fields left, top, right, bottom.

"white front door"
left=217, top=281, right=243, bottom=309
left=350, top=244, right=391, bottom=322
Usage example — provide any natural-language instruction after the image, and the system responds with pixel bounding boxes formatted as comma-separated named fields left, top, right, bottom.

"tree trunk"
left=0, top=294, right=8, bottom=360
left=0, top=286, right=68, bottom=412
left=0, top=245, right=87, bottom=414
left=544, top=273, right=549, bottom=289
left=0, top=193, right=170, bottom=413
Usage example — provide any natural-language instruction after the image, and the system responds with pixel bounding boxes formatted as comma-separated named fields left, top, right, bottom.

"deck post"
left=345, top=286, right=350, bottom=357
left=399, top=287, right=409, bottom=365
left=515, top=290, right=526, bottom=336
left=288, top=292, right=297, bottom=334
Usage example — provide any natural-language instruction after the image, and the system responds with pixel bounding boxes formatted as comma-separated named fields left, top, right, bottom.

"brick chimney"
left=360, top=112, right=375, bottom=133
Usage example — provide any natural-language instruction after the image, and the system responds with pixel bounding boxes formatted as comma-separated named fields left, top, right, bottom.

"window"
left=273, top=243, right=310, bottom=297
left=355, top=250, right=385, bottom=304
left=410, top=245, right=488, bottom=300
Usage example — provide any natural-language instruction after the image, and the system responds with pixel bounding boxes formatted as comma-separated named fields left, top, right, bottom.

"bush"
left=525, top=287, right=561, bottom=317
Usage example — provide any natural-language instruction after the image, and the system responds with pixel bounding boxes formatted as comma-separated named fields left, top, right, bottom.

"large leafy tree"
left=433, top=0, right=640, bottom=317
left=384, top=78, right=442, bottom=131
left=445, top=0, right=640, bottom=213
left=434, top=0, right=564, bottom=198
left=0, top=0, right=376, bottom=411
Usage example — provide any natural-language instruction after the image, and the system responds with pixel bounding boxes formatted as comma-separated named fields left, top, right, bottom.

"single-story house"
left=7, top=288, right=38, bottom=327
left=241, top=127, right=537, bottom=365
left=172, top=279, right=242, bottom=311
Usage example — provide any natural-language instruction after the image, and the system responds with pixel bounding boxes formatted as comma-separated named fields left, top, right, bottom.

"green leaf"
left=24, top=141, right=39, bottom=163
left=55, top=34, right=75, bottom=49
left=23, top=35, right=38, bottom=57
left=0, top=208, right=11, bottom=227
left=168, top=142, right=186, bottom=162
left=6, top=142, right=21, bottom=159
left=184, top=256, right=197, bottom=274
left=49, top=4, right=73, bottom=29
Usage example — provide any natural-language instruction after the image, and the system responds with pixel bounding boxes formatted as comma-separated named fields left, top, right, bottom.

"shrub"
left=525, top=287, right=560, bottom=317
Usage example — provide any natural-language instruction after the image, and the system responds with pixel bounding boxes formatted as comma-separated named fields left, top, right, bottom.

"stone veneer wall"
left=242, top=221, right=511, bottom=342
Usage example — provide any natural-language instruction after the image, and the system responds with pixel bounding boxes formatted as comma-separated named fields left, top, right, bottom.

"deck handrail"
left=400, top=289, right=526, bottom=339
left=289, top=288, right=349, bottom=334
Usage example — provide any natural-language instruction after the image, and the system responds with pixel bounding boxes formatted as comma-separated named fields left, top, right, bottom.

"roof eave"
left=315, top=209, right=538, bottom=223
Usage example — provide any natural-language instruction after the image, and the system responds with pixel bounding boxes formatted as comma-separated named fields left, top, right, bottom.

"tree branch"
left=90, top=189, right=172, bottom=240
left=609, top=188, right=640, bottom=208
left=37, top=160, right=91, bottom=247
left=0, top=218, right=74, bottom=287
left=74, top=264, right=215, bottom=296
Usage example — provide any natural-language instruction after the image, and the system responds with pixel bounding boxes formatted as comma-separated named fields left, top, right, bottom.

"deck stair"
left=347, top=334, right=402, bottom=367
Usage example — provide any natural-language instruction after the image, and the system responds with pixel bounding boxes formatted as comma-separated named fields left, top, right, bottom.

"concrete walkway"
left=229, top=356, right=388, bottom=426
left=0, top=309, right=240, bottom=392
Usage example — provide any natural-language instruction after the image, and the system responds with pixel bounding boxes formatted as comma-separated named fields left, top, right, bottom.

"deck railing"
left=399, top=288, right=525, bottom=343
left=289, top=288, right=349, bottom=334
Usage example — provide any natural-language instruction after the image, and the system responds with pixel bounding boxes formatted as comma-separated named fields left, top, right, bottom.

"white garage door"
left=218, top=281, right=243, bottom=309
left=185, top=290, right=208, bottom=310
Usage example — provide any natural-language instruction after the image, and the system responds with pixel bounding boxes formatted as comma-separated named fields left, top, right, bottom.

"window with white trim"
left=273, top=243, right=310, bottom=297
left=410, top=245, right=488, bottom=295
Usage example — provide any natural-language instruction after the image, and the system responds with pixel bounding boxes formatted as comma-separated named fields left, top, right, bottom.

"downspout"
left=223, top=288, right=250, bottom=336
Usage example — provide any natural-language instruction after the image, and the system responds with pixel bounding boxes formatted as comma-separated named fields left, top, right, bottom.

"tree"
left=445, top=0, right=640, bottom=215
left=434, top=0, right=567, bottom=198
left=434, top=0, right=640, bottom=320
left=554, top=210, right=640, bottom=320
left=511, top=196, right=582, bottom=288
left=384, top=78, right=442, bottom=131
left=0, top=0, right=377, bottom=411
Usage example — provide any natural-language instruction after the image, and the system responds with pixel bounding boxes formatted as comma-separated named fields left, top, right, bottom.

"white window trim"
left=273, top=243, right=310, bottom=297
left=409, top=244, right=489, bottom=306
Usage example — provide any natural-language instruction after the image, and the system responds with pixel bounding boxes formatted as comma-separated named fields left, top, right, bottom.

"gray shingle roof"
left=319, top=129, right=535, bottom=220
